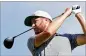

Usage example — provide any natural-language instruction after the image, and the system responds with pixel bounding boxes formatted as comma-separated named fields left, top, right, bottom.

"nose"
left=32, top=23, right=35, bottom=27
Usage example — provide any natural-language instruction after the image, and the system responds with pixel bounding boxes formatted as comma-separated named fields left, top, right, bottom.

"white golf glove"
left=72, top=5, right=81, bottom=14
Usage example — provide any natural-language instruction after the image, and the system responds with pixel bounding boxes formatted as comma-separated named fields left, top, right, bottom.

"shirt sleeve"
left=56, top=33, right=83, bottom=50
left=27, top=36, right=35, bottom=53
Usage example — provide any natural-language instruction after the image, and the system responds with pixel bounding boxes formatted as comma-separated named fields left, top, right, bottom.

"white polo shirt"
left=27, top=36, right=72, bottom=56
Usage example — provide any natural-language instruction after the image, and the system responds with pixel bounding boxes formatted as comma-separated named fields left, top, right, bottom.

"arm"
left=75, top=13, right=86, bottom=45
left=34, top=8, right=72, bottom=47
left=72, top=5, right=86, bottom=45
left=75, top=13, right=86, bottom=34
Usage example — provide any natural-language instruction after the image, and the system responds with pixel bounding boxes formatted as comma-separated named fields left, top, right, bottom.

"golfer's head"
left=24, top=10, right=52, bottom=34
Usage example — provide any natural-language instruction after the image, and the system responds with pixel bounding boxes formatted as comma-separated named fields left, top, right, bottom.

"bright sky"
left=1, top=1, right=86, bottom=56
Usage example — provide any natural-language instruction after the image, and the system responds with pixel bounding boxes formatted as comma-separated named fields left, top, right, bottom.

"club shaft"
left=12, top=17, right=56, bottom=38
left=13, top=28, right=33, bottom=38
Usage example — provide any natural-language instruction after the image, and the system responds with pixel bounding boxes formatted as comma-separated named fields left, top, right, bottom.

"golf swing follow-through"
left=3, top=10, right=57, bottom=49
left=3, top=5, right=86, bottom=56
left=26, top=5, right=86, bottom=56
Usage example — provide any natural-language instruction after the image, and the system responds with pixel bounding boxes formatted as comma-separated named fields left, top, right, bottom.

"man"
left=26, top=10, right=72, bottom=56
left=25, top=5, right=86, bottom=56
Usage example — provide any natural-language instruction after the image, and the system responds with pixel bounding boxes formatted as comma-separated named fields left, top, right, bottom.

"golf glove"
left=72, top=5, right=81, bottom=14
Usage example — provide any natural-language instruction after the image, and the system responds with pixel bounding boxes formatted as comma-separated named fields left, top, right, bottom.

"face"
left=31, top=17, right=50, bottom=34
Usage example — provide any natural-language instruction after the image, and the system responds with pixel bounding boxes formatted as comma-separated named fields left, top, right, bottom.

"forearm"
left=47, top=10, right=71, bottom=35
left=75, top=13, right=86, bottom=35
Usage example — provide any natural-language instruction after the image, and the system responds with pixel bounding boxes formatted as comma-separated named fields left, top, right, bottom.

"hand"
left=72, top=5, right=81, bottom=14
left=64, top=8, right=72, bottom=17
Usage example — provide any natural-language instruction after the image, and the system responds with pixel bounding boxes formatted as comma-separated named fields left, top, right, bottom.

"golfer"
left=25, top=5, right=86, bottom=56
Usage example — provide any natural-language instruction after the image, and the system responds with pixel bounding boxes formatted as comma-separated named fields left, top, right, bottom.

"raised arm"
left=75, top=13, right=86, bottom=45
left=75, top=13, right=86, bottom=35
left=72, top=5, right=86, bottom=45
left=34, top=8, right=72, bottom=47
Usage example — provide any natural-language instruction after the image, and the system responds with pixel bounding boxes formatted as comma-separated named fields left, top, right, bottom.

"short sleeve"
left=56, top=33, right=83, bottom=50
left=27, top=36, right=35, bottom=53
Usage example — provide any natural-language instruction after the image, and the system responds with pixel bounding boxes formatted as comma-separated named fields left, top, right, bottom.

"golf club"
left=3, top=28, right=33, bottom=49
